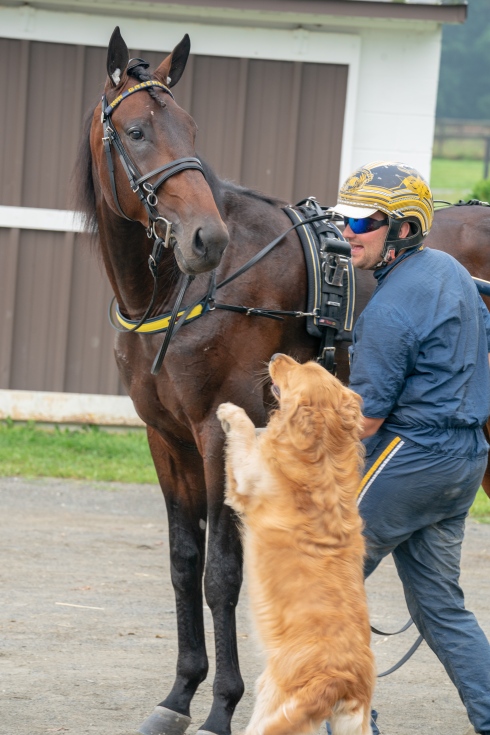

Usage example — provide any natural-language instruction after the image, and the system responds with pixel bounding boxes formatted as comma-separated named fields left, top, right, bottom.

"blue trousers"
left=358, top=430, right=490, bottom=735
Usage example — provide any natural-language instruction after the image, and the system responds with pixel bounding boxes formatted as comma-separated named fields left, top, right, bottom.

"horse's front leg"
left=139, top=427, right=208, bottom=735
left=198, top=422, right=246, bottom=735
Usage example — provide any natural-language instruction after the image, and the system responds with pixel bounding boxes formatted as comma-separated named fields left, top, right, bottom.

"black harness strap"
left=215, top=213, right=333, bottom=291
left=285, top=202, right=352, bottom=373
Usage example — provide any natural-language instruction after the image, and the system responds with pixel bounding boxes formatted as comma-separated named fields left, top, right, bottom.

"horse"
left=75, top=27, right=490, bottom=735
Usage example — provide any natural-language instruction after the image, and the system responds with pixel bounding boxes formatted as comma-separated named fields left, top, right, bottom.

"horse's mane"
left=72, top=62, right=286, bottom=241
left=73, top=107, right=98, bottom=236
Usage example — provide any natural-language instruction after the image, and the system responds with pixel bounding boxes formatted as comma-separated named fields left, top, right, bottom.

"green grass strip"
left=0, top=422, right=489, bottom=522
left=0, top=421, right=157, bottom=484
left=470, top=487, right=490, bottom=524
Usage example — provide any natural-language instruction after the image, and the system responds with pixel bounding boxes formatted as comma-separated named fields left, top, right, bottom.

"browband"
left=103, top=80, right=174, bottom=119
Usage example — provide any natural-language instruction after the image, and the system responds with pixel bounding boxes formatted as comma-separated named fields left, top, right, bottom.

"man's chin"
left=351, top=252, right=366, bottom=269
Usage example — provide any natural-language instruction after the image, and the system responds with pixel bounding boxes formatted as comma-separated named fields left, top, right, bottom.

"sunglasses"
left=343, top=216, right=389, bottom=235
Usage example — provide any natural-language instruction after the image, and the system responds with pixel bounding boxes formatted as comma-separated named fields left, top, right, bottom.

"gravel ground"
left=1, top=477, right=489, bottom=735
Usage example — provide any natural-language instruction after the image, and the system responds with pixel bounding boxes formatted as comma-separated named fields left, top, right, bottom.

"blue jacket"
left=349, top=246, right=490, bottom=457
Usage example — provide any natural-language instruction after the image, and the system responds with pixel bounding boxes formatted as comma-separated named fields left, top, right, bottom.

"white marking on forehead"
left=199, top=519, right=206, bottom=530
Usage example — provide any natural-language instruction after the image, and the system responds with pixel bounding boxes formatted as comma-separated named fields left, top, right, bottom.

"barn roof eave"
left=1, top=0, right=468, bottom=26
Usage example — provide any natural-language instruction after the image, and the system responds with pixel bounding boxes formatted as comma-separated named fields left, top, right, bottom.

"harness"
left=109, top=199, right=354, bottom=375
left=284, top=198, right=355, bottom=373
left=101, top=61, right=355, bottom=374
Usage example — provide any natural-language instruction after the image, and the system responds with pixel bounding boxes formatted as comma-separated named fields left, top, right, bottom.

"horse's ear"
left=155, top=34, right=191, bottom=88
left=106, top=27, right=129, bottom=87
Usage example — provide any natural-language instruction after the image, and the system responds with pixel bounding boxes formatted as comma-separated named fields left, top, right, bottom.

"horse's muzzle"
left=175, top=221, right=229, bottom=275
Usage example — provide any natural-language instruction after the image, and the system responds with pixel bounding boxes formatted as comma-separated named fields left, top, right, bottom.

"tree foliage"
left=437, top=0, right=490, bottom=120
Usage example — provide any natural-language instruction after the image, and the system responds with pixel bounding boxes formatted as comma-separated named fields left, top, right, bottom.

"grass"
left=430, top=157, right=485, bottom=204
left=470, top=487, right=490, bottom=524
left=0, top=421, right=488, bottom=522
left=0, top=421, right=158, bottom=485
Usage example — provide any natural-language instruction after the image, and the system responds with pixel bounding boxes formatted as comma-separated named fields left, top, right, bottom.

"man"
left=332, top=161, right=490, bottom=735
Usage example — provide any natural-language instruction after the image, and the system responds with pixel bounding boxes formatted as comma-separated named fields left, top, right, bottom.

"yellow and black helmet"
left=335, top=161, right=434, bottom=258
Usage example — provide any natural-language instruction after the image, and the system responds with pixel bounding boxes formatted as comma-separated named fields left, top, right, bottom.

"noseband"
left=101, top=75, right=206, bottom=248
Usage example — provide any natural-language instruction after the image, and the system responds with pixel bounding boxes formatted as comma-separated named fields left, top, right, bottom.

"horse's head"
left=91, top=27, right=229, bottom=275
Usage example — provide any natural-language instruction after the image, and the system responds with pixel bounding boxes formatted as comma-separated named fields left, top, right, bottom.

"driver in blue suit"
left=329, top=161, right=490, bottom=735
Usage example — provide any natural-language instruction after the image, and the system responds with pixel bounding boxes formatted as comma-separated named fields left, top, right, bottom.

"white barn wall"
left=352, top=26, right=442, bottom=179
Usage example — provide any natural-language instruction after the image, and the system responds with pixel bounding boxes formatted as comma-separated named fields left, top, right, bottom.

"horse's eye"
left=128, top=128, right=144, bottom=141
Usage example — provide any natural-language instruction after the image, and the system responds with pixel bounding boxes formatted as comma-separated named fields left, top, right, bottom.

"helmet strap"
left=373, top=218, right=423, bottom=268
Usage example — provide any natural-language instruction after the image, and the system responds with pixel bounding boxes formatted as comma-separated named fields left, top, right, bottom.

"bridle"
left=101, top=65, right=205, bottom=248
left=100, top=62, right=206, bottom=338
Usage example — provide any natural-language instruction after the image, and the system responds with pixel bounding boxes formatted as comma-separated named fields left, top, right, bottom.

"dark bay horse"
left=76, top=28, right=490, bottom=735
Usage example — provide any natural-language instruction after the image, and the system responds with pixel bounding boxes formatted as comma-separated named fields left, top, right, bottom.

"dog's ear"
left=286, top=403, right=325, bottom=452
left=338, top=388, right=363, bottom=436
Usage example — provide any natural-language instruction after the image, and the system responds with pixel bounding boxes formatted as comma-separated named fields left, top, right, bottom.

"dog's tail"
left=252, top=677, right=371, bottom=735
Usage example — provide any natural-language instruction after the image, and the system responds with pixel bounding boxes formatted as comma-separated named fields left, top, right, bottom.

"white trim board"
left=0, top=205, right=86, bottom=232
left=0, top=5, right=360, bottom=183
left=0, top=389, right=145, bottom=427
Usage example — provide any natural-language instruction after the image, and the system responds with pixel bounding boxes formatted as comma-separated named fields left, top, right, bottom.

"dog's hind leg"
left=245, top=671, right=283, bottom=735
left=249, top=695, right=322, bottom=735
left=330, top=701, right=371, bottom=735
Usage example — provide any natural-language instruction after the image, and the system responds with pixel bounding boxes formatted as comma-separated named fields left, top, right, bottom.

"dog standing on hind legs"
left=217, top=354, right=376, bottom=735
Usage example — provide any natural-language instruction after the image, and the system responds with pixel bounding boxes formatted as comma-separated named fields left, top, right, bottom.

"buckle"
left=322, top=253, right=349, bottom=287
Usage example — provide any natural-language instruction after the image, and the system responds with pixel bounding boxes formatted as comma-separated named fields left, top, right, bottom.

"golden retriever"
left=217, top=354, right=375, bottom=735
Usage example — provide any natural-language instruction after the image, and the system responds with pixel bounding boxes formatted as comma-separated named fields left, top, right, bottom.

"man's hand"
left=361, top=416, right=385, bottom=439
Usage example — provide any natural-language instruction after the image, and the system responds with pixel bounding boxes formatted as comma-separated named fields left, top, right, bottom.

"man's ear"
left=155, top=35, right=191, bottom=87
left=399, top=220, right=412, bottom=239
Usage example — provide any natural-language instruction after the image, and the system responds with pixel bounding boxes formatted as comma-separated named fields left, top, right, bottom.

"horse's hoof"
left=138, top=706, right=191, bottom=735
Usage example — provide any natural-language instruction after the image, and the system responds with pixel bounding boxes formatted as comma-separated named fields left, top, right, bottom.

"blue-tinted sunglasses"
left=343, top=216, right=389, bottom=235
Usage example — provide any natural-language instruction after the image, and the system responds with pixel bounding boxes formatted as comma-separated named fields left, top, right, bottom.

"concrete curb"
left=0, top=389, right=145, bottom=428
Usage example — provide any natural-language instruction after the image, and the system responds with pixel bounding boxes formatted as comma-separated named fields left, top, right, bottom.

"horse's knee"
left=203, top=554, right=243, bottom=610
left=170, top=535, right=205, bottom=594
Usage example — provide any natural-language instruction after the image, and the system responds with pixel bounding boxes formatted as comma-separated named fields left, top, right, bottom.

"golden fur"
left=217, top=355, right=375, bottom=735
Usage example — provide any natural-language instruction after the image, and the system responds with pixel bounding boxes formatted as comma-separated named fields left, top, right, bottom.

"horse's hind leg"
left=139, top=428, right=209, bottom=735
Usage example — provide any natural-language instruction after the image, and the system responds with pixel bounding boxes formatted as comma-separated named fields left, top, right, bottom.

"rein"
left=109, top=211, right=344, bottom=374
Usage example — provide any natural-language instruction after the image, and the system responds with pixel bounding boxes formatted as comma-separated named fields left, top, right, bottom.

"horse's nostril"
left=193, top=228, right=207, bottom=256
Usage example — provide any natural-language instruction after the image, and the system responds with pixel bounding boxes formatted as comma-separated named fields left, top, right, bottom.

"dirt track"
left=1, top=477, right=489, bottom=735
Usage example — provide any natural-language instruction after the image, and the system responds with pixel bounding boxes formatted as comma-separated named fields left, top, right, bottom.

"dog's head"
left=268, top=354, right=363, bottom=457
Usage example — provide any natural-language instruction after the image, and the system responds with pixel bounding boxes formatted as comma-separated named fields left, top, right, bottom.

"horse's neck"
left=205, top=167, right=288, bottom=252
left=97, top=205, right=175, bottom=319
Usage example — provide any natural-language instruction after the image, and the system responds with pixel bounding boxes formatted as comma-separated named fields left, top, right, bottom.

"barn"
left=0, top=0, right=466, bottom=419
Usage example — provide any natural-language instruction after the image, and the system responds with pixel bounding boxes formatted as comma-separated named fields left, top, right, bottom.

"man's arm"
left=361, top=416, right=385, bottom=439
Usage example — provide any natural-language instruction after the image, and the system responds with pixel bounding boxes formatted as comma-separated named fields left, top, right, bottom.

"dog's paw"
left=217, top=402, right=240, bottom=433
left=217, top=403, right=250, bottom=434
